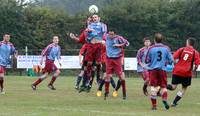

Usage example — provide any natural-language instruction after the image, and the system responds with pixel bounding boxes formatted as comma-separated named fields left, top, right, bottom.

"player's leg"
left=79, top=44, right=94, bottom=92
left=79, top=62, right=91, bottom=92
left=150, top=86, right=159, bottom=110
left=75, top=62, right=85, bottom=90
left=32, top=60, right=55, bottom=90
left=171, top=86, right=187, bottom=107
left=160, top=88, right=169, bottom=110
left=171, top=77, right=191, bottom=107
left=87, top=63, right=96, bottom=92
left=97, top=72, right=105, bottom=97
left=48, top=69, right=60, bottom=90
left=97, top=63, right=106, bottom=97
left=160, top=70, right=169, bottom=110
left=149, top=70, right=159, bottom=110
left=113, top=58, right=126, bottom=99
left=141, top=70, right=150, bottom=96
left=96, top=62, right=101, bottom=83
left=32, top=72, right=48, bottom=90
left=118, top=74, right=126, bottom=99
left=104, top=58, right=113, bottom=100
left=110, top=77, right=116, bottom=89
left=104, top=73, right=111, bottom=100
left=167, top=75, right=179, bottom=91
left=75, top=70, right=84, bottom=90
left=112, top=65, right=123, bottom=91
left=94, top=44, right=102, bottom=84
left=98, top=62, right=106, bottom=85
left=0, top=66, right=5, bottom=94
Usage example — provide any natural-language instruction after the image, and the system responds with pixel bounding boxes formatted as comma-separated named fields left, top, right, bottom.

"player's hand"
left=101, top=40, right=106, bottom=45
left=86, top=28, right=94, bottom=32
left=79, top=61, right=83, bottom=66
left=113, top=44, right=122, bottom=47
left=69, top=33, right=76, bottom=39
left=140, top=63, right=146, bottom=68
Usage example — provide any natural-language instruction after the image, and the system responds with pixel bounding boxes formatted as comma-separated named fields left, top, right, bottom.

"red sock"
left=150, top=95, right=157, bottom=108
left=49, top=76, right=57, bottom=85
left=121, top=80, right=126, bottom=95
left=33, top=78, right=42, bottom=86
left=162, top=91, right=168, bottom=101
left=0, top=79, right=4, bottom=89
left=105, top=81, right=110, bottom=93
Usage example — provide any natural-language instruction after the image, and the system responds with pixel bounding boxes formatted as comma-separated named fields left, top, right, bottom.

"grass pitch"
left=0, top=76, right=200, bottom=116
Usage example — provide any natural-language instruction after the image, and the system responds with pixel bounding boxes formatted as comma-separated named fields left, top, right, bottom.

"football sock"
left=33, top=78, right=42, bottom=86
left=110, top=78, right=116, bottom=89
left=161, top=91, right=168, bottom=101
left=173, top=91, right=183, bottom=105
left=0, top=79, right=4, bottom=90
left=150, top=95, right=157, bottom=108
left=121, top=80, right=126, bottom=96
left=98, top=80, right=105, bottom=91
left=76, top=76, right=82, bottom=86
left=105, top=81, right=110, bottom=93
left=115, top=80, right=121, bottom=91
left=96, top=64, right=101, bottom=82
left=81, top=76, right=88, bottom=88
left=49, top=76, right=57, bottom=85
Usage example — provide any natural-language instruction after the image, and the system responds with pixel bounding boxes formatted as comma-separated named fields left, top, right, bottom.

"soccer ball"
left=89, top=5, right=98, bottom=14
left=33, top=65, right=42, bottom=73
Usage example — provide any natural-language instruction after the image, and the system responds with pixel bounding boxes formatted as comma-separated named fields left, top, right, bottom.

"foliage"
left=0, top=0, right=200, bottom=55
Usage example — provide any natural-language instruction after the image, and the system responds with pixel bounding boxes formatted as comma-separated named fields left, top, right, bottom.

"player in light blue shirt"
left=87, top=14, right=107, bottom=43
left=145, top=43, right=173, bottom=71
left=0, top=34, right=17, bottom=94
left=145, top=33, right=173, bottom=110
left=32, top=36, right=61, bottom=91
left=136, top=38, right=151, bottom=96
left=104, top=30, right=129, bottom=100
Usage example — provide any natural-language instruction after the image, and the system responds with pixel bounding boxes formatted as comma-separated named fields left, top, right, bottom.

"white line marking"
left=40, top=107, right=136, bottom=116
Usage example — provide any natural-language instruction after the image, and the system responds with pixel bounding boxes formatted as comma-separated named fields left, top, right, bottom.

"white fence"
left=17, top=55, right=137, bottom=70
left=17, top=55, right=200, bottom=71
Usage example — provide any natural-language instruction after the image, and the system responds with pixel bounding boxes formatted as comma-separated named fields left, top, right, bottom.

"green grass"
left=0, top=76, right=200, bottom=116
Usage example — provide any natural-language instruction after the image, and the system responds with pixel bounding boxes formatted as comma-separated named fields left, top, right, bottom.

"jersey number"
left=183, top=54, right=189, bottom=61
left=157, top=51, right=162, bottom=61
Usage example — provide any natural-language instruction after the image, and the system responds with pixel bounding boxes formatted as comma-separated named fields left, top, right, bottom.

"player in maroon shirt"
left=167, top=38, right=200, bottom=107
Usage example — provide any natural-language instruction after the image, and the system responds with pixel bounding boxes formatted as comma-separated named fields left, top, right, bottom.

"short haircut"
left=143, top=37, right=150, bottom=42
left=187, top=37, right=195, bottom=46
left=154, top=33, right=163, bottom=43
left=108, top=27, right=117, bottom=33
left=3, top=34, right=10, bottom=37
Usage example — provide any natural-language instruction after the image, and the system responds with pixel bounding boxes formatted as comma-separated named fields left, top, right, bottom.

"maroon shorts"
left=42, top=60, right=58, bottom=74
left=149, top=70, right=167, bottom=88
left=106, top=57, right=122, bottom=77
left=0, top=66, right=5, bottom=74
left=85, top=43, right=102, bottom=63
left=141, top=70, right=150, bottom=82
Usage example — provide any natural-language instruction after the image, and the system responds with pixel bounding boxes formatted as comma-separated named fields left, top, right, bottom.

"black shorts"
left=172, top=75, right=192, bottom=87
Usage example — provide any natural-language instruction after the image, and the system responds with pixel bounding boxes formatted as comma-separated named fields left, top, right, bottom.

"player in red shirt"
left=167, top=38, right=200, bottom=107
